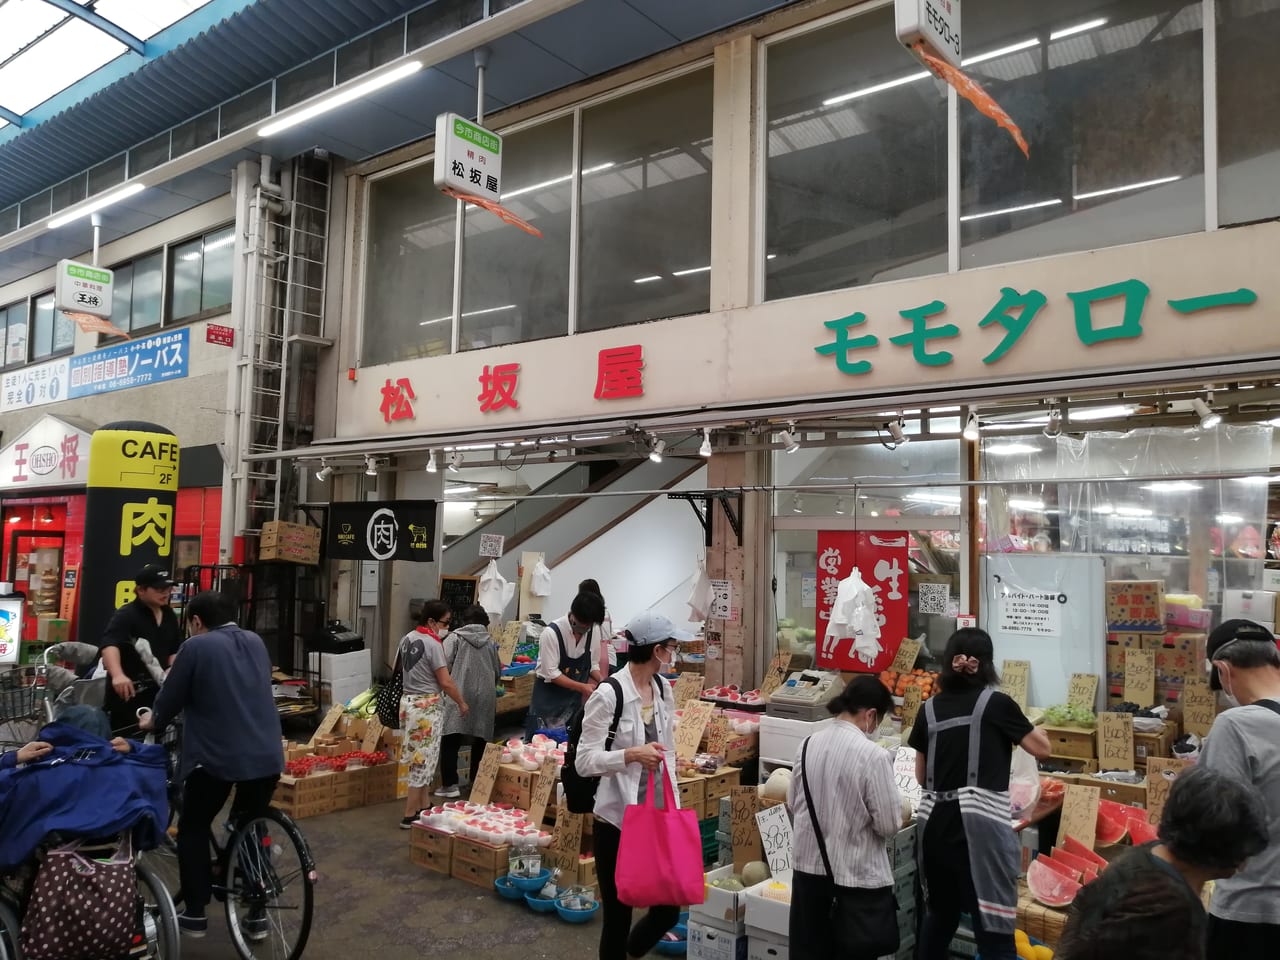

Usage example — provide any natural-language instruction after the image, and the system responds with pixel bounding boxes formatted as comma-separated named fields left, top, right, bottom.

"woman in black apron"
left=908, top=629, right=1051, bottom=960
left=525, top=592, right=605, bottom=738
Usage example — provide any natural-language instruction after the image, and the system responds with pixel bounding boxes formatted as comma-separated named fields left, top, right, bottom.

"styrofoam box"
left=320, top=675, right=371, bottom=709
left=1221, top=590, right=1278, bottom=625
left=689, top=920, right=748, bottom=960
left=308, top=648, right=372, bottom=681
left=743, top=872, right=792, bottom=939
left=759, top=716, right=834, bottom=766
left=692, top=866, right=747, bottom=933
left=747, top=933, right=788, bottom=960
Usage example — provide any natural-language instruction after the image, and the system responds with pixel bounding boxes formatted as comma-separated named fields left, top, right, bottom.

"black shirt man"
left=99, top=565, right=183, bottom=733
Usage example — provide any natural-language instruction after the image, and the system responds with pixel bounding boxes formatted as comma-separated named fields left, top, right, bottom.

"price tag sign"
left=676, top=701, right=716, bottom=760
left=893, top=746, right=922, bottom=814
left=1057, top=783, right=1101, bottom=848
left=901, top=685, right=924, bottom=732
left=550, top=807, right=584, bottom=876
left=1002, top=660, right=1030, bottom=711
left=1067, top=673, right=1099, bottom=711
left=1098, top=712, right=1135, bottom=771
left=706, top=714, right=731, bottom=757
left=1124, top=648, right=1157, bottom=707
left=468, top=743, right=504, bottom=804
left=1182, top=680, right=1217, bottom=737
left=674, top=673, right=702, bottom=709
left=754, top=803, right=794, bottom=876
left=891, top=637, right=923, bottom=674
left=731, top=786, right=763, bottom=871
left=528, top=755, right=560, bottom=826
left=1146, top=757, right=1191, bottom=826
left=361, top=719, right=385, bottom=753
left=760, top=652, right=793, bottom=703
left=497, top=621, right=522, bottom=666
left=308, top=705, right=345, bottom=746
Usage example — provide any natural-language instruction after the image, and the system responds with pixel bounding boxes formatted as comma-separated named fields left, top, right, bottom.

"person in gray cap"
left=1199, top=618, right=1280, bottom=958
left=575, top=610, right=692, bottom=960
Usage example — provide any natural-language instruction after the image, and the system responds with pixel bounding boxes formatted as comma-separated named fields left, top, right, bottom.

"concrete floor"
left=179, top=799, right=603, bottom=960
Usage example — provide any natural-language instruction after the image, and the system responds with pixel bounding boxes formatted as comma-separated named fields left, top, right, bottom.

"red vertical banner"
left=813, top=530, right=910, bottom=673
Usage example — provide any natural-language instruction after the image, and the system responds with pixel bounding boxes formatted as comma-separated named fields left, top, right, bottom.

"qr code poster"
left=918, top=581, right=950, bottom=616
left=478, top=533, right=505, bottom=558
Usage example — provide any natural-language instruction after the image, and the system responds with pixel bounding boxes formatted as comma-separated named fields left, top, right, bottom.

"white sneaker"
left=434, top=785, right=461, bottom=798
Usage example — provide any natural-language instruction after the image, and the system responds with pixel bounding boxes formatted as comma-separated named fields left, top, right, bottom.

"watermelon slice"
left=1100, top=799, right=1142, bottom=821
left=1082, top=865, right=1099, bottom=884
left=1127, top=815, right=1158, bottom=845
left=1049, top=847, right=1094, bottom=877
left=1042, top=852, right=1083, bottom=883
left=1027, top=857, right=1081, bottom=908
left=1096, top=811, right=1129, bottom=846
left=1062, top=835, right=1108, bottom=870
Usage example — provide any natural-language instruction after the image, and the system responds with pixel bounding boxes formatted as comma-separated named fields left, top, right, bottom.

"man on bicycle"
left=141, top=590, right=283, bottom=939
left=99, top=565, right=183, bottom=734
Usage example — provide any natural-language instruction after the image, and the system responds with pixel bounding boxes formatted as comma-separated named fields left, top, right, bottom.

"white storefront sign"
left=55, top=259, right=114, bottom=318
left=433, top=112, right=503, bottom=202
left=0, top=357, right=70, bottom=413
left=896, top=0, right=962, bottom=67
left=0, top=415, right=94, bottom=491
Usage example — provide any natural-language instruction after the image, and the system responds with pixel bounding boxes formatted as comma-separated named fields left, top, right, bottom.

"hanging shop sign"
left=54, top=260, right=114, bottom=318
left=0, top=415, right=93, bottom=491
left=813, top=530, right=910, bottom=673
left=895, top=0, right=961, bottom=68
left=0, top=358, right=70, bottom=413
left=327, top=500, right=436, bottom=562
left=69, top=329, right=189, bottom=398
left=77, top=422, right=180, bottom=646
left=434, top=113, right=503, bottom=203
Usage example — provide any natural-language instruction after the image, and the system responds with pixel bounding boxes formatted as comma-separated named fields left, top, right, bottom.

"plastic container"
left=654, top=924, right=688, bottom=955
left=525, top=891, right=561, bottom=913
left=510, top=868, right=553, bottom=893
left=555, top=898, right=600, bottom=924
left=493, top=876, right=525, bottom=901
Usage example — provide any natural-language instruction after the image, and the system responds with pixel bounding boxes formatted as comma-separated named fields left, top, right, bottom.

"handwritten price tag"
left=731, top=786, right=762, bottom=871
left=1182, top=680, right=1217, bottom=737
left=1067, top=673, right=1099, bottom=711
left=893, top=747, right=922, bottom=814
left=901, top=685, right=923, bottom=732
left=1098, top=712, right=1135, bottom=771
left=1002, top=660, right=1030, bottom=711
left=360, top=719, right=385, bottom=753
left=1124, top=648, right=1156, bottom=707
left=1146, top=757, right=1191, bottom=825
left=705, top=714, right=731, bottom=757
left=674, top=673, right=702, bottom=709
left=550, top=807, right=584, bottom=876
left=676, top=701, right=716, bottom=760
left=309, top=705, right=345, bottom=746
left=468, top=743, right=504, bottom=804
left=527, top=755, right=559, bottom=826
left=759, top=652, right=793, bottom=703
left=891, top=638, right=923, bottom=674
left=755, top=803, right=794, bottom=876
left=497, top=621, right=522, bottom=666
left=1057, top=783, right=1101, bottom=848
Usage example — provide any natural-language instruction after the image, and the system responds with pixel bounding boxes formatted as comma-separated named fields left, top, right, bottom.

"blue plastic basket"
left=509, top=869, right=552, bottom=892
left=655, top=924, right=688, bottom=955
left=493, top=876, right=525, bottom=901
left=555, top=898, right=600, bottom=924
left=526, top=891, right=561, bottom=913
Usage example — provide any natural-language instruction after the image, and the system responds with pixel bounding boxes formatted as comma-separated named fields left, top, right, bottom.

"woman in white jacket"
left=575, top=611, right=691, bottom=960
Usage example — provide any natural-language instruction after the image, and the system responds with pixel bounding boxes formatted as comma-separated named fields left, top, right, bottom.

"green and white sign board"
left=433, top=112, right=503, bottom=202
left=55, top=259, right=114, bottom=319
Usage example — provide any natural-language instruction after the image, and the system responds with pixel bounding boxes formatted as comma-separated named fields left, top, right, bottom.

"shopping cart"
left=0, top=643, right=108, bottom=750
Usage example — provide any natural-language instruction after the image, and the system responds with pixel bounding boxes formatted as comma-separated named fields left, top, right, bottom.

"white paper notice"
left=801, top=575, right=817, bottom=609
left=996, top=586, right=1064, bottom=638
left=754, top=803, right=794, bottom=876
left=709, top=579, right=732, bottom=620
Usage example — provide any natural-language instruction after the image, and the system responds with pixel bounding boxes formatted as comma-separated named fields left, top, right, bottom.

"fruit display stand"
left=1017, top=881, right=1069, bottom=947
left=498, top=672, right=535, bottom=715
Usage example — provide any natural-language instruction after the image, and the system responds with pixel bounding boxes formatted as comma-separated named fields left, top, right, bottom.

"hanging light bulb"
left=314, top=461, right=333, bottom=481
left=699, top=428, right=713, bottom=458
left=963, top=412, right=981, bottom=441
left=1043, top=406, right=1063, bottom=439
left=887, top=420, right=908, bottom=445
left=364, top=456, right=378, bottom=477
left=649, top=437, right=666, bottom=463
left=425, top=450, right=438, bottom=473
left=1192, top=396, right=1221, bottom=430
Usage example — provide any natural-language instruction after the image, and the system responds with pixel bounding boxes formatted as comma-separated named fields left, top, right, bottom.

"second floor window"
left=171, top=226, right=234, bottom=322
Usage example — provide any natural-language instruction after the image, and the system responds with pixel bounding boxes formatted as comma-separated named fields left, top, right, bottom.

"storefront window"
left=764, top=7, right=948, bottom=300
left=363, top=158, right=457, bottom=364
left=578, top=68, right=713, bottom=332
left=1218, top=0, right=1280, bottom=226
left=961, top=0, right=1203, bottom=269
left=31, top=294, right=74, bottom=360
left=459, top=116, right=573, bottom=350
left=170, top=226, right=234, bottom=321
left=110, top=252, right=164, bottom=335
left=1, top=301, right=27, bottom=367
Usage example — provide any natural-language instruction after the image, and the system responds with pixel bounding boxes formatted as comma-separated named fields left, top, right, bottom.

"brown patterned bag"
left=20, top=836, right=135, bottom=960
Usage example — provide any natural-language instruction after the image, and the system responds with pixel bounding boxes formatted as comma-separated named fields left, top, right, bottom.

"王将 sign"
left=0, top=415, right=93, bottom=491
left=55, top=260, right=113, bottom=319
left=434, top=112, right=503, bottom=203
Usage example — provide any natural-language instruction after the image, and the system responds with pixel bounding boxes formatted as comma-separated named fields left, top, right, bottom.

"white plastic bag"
left=1009, top=746, right=1041, bottom=819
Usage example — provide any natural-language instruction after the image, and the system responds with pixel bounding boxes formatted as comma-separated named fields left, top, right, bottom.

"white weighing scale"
left=766, top=669, right=845, bottom=721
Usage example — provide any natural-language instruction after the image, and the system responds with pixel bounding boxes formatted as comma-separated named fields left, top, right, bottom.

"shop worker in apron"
left=525, top=590, right=605, bottom=739
left=908, top=628, right=1051, bottom=960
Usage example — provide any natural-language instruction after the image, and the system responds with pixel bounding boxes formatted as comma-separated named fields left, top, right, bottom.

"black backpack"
left=562, top=675, right=665, bottom=814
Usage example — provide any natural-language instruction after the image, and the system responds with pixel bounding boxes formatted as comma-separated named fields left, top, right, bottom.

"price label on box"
left=469, top=743, right=503, bottom=804
left=901, top=685, right=923, bottom=732
left=1145, top=757, right=1191, bottom=826
left=890, top=637, right=923, bottom=674
left=1182, top=680, right=1217, bottom=737
left=1057, top=783, right=1101, bottom=848
left=755, top=803, right=794, bottom=876
left=1124, top=648, right=1156, bottom=707
left=1098, top=712, right=1135, bottom=771
left=674, top=673, right=702, bottom=709
left=731, top=786, right=763, bottom=871
left=676, top=701, right=715, bottom=760
left=1001, top=660, right=1030, bottom=711
left=1067, top=673, right=1099, bottom=711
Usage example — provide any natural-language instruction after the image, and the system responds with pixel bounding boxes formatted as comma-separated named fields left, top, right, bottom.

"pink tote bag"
left=616, top=761, right=706, bottom=908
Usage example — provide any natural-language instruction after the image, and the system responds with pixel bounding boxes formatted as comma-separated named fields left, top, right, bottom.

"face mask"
left=862, top=713, right=879, bottom=739
left=1220, top=668, right=1240, bottom=708
left=655, top=645, right=672, bottom=668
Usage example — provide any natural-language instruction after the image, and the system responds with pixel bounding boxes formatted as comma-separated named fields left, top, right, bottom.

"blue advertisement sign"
left=68, top=328, right=189, bottom=399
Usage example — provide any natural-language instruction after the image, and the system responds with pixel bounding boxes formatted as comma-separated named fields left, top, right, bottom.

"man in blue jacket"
left=141, top=590, right=283, bottom=939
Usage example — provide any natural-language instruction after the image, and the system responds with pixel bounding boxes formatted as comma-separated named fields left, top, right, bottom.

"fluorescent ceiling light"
left=258, top=61, right=423, bottom=136
left=961, top=198, right=1062, bottom=222
left=47, top=183, right=146, bottom=229
left=962, top=38, right=1041, bottom=67
left=1140, top=481, right=1202, bottom=493
left=823, top=71, right=930, bottom=107
left=571, top=433, right=613, bottom=442
left=633, top=275, right=662, bottom=284
left=1216, top=514, right=1244, bottom=525
left=1074, top=175, right=1182, bottom=201
left=1008, top=499, right=1046, bottom=511
left=1265, top=417, right=1280, bottom=427
left=444, top=485, right=479, bottom=495
left=984, top=442, right=1040, bottom=456
left=1069, top=404, right=1137, bottom=421
left=672, top=265, right=711, bottom=277
left=766, top=253, right=778, bottom=260
left=905, top=492, right=962, bottom=505
left=420, top=304, right=517, bottom=326
left=1093, top=504, right=1115, bottom=514
left=1050, top=18, right=1108, bottom=40
left=501, top=162, right=615, bottom=200
left=1233, top=476, right=1278, bottom=485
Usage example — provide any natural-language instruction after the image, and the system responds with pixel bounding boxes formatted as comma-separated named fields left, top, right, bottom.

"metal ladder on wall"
left=242, top=152, right=333, bottom=535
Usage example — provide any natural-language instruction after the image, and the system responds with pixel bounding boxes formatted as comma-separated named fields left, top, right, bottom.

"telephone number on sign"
left=925, top=1, right=961, bottom=55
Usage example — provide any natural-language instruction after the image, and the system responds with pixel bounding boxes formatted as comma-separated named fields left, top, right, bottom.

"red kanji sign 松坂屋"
left=594, top=344, right=644, bottom=400
left=379, top=377, right=416, bottom=423
left=478, top=363, right=520, bottom=412
left=813, top=530, right=909, bottom=673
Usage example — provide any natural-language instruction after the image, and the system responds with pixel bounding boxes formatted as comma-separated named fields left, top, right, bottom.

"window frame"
left=28, top=292, right=75, bottom=364
left=166, top=223, right=236, bottom=326
left=0, top=297, right=33, bottom=371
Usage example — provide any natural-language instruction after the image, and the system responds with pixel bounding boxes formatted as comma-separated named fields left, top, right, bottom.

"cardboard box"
left=678, top=775, right=707, bottom=820
left=1166, top=606, right=1212, bottom=630
left=452, top=838, right=510, bottom=872
left=692, top=866, right=747, bottom=934
left=1041, top=724, right=1097, bottom=760
left=1074, top=775, right=1146, bottom=807
left=492, top=763, right=535, bottom=810
left=886, top=823, right=916, bottom=871
left=690, top=920, right=749, bottom=960
left=746, top=934, right=788, bottom=960
left=365, top=763, right=398, bottom=804
left=36, top=617, right=70, bottom=645
left=743, top=874, right=791, bottom=939
left=703, top=767, right=742, bottom=805
left=408, top=825, right=453, bottom=874
left=577, top=855, right=597, bottom=887
left=1106, top=581, right=1166, bottom=633
left=259, top=520, right=321, bottom=565
left=450, top=858, right=501, bottom=890
left=1133, top=723, right=1176, bottom=768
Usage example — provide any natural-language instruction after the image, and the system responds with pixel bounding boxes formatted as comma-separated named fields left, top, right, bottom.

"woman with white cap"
left=576, top=610, right=691, bottom=960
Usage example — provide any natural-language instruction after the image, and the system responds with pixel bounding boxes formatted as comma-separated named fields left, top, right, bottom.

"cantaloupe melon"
left=742, top=861, right=771, bottom=887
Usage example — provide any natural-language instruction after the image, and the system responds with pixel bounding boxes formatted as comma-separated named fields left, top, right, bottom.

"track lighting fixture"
left=649, top=437, right=666, bottom=463
left=425, top=450, right=438, bottom=473
left=364, top=456, right=378, bottom=477
left=792, top=496, right=804, bottom=514
left=1192, top=396, right=1221, bottom=430
left=314, top=461, right=333, bottom=482
left=887, top=420, right=908, bottom=445
left=699, top=428, right=713, bottom=458
left=779, top=422, right=801, bottom=454
left=1043, top=406, right=1063, bottom=439
left=963, top=412, right=981, bottom=441
left=448, top=450, right=464, bottom=472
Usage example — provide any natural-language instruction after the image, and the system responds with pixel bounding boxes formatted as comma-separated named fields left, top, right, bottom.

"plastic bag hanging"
left=686, top=556, right=714, bottom=622
left=823, top=567, right=883, bottom=668
left=478, top=559, right=516, bottom=616
left=530, top=559, right=553, bottom=597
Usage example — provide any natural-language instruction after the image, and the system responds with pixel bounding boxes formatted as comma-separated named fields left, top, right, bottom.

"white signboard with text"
left=0, top=415, right=93, bottom=491
left=433, top=113, right=503, bottom=203
left=55, top=260, right=114, bottom=318
left=896, top=0, right=961, bottom=67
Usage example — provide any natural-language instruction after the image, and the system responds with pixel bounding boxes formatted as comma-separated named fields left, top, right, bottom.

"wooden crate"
left=498, top=674, right=535, bottom=714
left=364, top=763, right=398, bottom=804
left=702, top=767, right=742, bottom=804
left=451, top=858, right=501, bottom=890
left=678, top=776, right=706, bottom=820
left=409, top=826, right=453, bottom=874
left=1042, top=724, right=1097, bottom=760
left=273, top=772, right=335, bottom=817
left=1016, top=882, right=1068, bottom=947
left=452, top=838, right=511, bottom=873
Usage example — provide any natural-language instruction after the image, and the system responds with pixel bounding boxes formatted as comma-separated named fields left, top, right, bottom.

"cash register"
left=766, top=669, right=846, bottom=721
left=312, top=619, right=364, bottom=654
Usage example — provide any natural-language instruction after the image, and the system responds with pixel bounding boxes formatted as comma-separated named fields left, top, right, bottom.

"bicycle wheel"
left=223, top=809, right=315, bottom=960
left=142, top=836, right=183, bottom=909
left=0, top=891, right=22, bottom=960
left=134, top=860, right=180, bottom=960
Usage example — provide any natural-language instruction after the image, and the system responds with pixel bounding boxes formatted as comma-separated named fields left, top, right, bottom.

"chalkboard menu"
left=439, top=575, right=479, bottom=620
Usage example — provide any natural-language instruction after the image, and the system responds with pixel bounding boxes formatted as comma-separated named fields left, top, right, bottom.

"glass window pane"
left=765, top=8, right=948, bottom=300
left=201, top=227, right=234, bottom=313
left=111, top=262, right=134, bottom=334
left=171, top=239, right=203, bottom=321
left=53, top=306, right=73, bottom=353
left=1219, top=0, right=1280, bottom=226
left=960, top=1, right=1203, bottom=269
left=131, top=253, right=163, bottom=331
left=5, top=303, right=26, bottom=365
left=31, top=295, right=53, bottom=359
left=363, top=160, right=457, bottom=364
left=579, top=69, right=713, bottom=332
left=460, top=116, right=572, bottom=350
